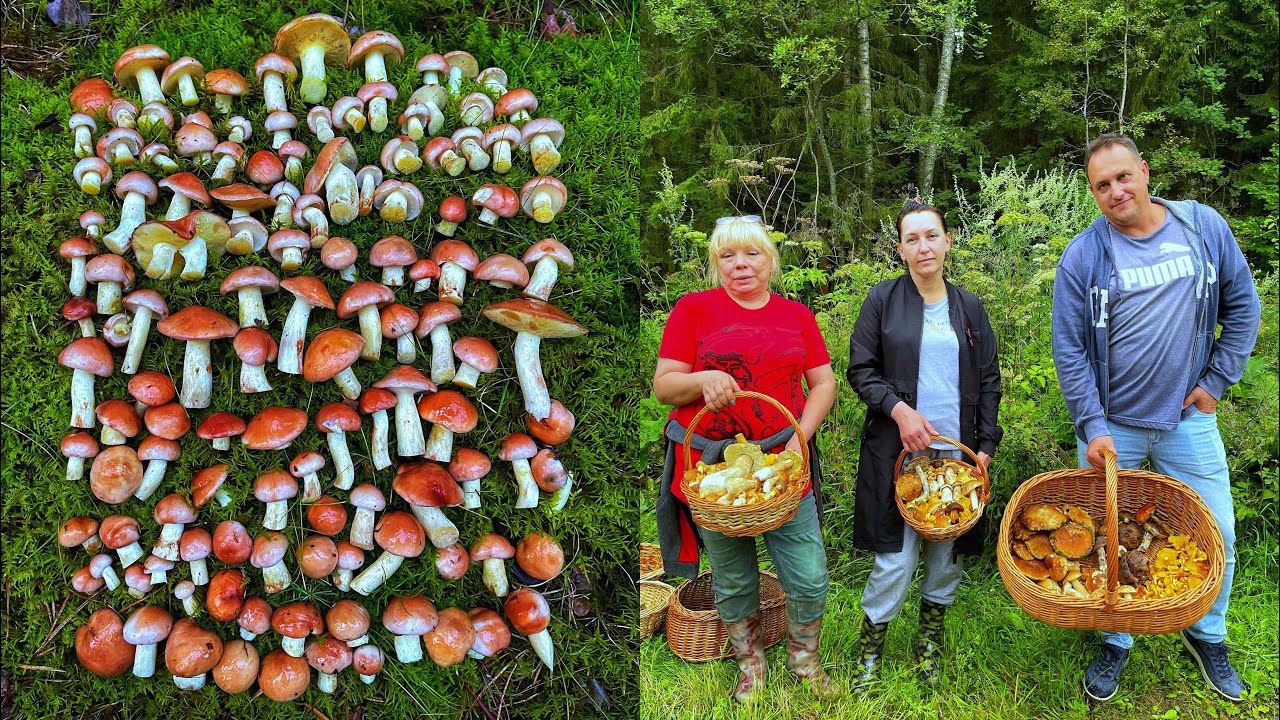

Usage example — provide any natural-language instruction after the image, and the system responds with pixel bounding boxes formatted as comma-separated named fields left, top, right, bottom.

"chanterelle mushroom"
left=156, top=306, right=238, bottom=408
left=483, top=298, right=588, bottom=420
left=274, top=14, right=350, bottom=104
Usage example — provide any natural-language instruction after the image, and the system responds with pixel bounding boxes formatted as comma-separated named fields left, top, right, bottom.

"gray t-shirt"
left=916, top=298, right=961, bottom=448
left=1107, top=211, right=1199, bottom=429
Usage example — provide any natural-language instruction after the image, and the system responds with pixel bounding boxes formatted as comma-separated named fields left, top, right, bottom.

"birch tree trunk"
left=918, top=7, right=957, bottom=198
left=859, top=19, right=874, bottom=213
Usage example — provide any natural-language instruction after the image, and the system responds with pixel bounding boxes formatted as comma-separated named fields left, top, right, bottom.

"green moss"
left=2, top=3, right=641, bottom=718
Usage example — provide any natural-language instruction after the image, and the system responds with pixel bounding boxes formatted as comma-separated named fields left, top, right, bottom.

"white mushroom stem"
left=101, top=424, right=126, bottom=446
left=349, top=551, right=404, bottom=595
left=370, top=409, right=391, bottom=470
left=179, top=339, right=214, bottom=409
left=68, top=257, right=89, bottom=297
left=342, top=107, right=366, bottom=133
left=525, top=257, right=563, bottom=301
left=66, top=456, right=87, bottom=483
left=364, top=54, right=389, bottom=84
left=240, top=627, right=259, bottom=641
left=392, top=145, right=421, bottom=173
left=351, top=507, right=376, bottom=550
left=213, top=487, right=232, bottom=506
left=181, top=594, right=199, bottom=616
left=393, top=334, right=415, bottom=364
left=332, top=568, right=353, bottom=592
left=393, top=391, right=426, bottom=457
left=134, top=459, right=169, bottom=501
left=261, top=558, right=290, bottom=594
left=440, top=260, right=470, bottom=303
left=109, top=142, right=136, bottom=165
left=548, top=472, right=574, bottom=512
left=117, top=541, right=144, bottom=569
left=392, top=634, right=422, bottom=663
left=151, top=155, right=180, bottom=173
left=263, top=72, right=287, bottom=113
left=358, top=174, right=378, bottom=211
left=103, top=192, right=150, bottom=253
left=211, top=155, right=237, bottom=184
left=357, top=308, right=382, bottom=361
left=527, top=629, right=554, bottom=669
left=155, top=523, right=184, bottom=561
left=189, top=559, right=208, bottom=585
left=346, top=634, right=368, bottom=648
left=527, top=188, right=557, bottom=223
left=133, top=643, right=160, bottom=678
left=379, top=191, right=408, bottom=223
left=79, top=170, right=106, bottom=195
left=460, top=140, right=489, bottom=172
left=529, top=134, right=560, bottom=174
left=492, top=141, right=513, bottom=174
left=279, top=245, right=305, bottom=270
left=282, top=635, right=307, bottom=658
left=327, top=430, right=355, bottom=488
left=442, top=149, right=465, bottom=176
left=76, top=317, right=96, bottom=338
left=448, top=67, right=465, bottom=96
left=423, top=424, right=453, bottom=463
left=144, top=242, right=180, bottom=279
left=409, top=505, right=458, bottom=549
left=453, top=362, right=481, bottom=389
left=262, top=499, right=289, bottom=531
left=368, top=98, right=389, bottom=133
left=177, top=235, right=208, bottom=280
left=429, top=324, right=456, bottom=384
left=176, top=74, right=199, bottom=106
left=299, top=44, right=329, bottom=103
left=513, top=458, right=539, bottom=509
left=333, top=367, right=362, bottom=402
left=514, top=331, right=551, bottom=420
left=326, top=163, right=360, bottom=225
left=404, top=115, right=424, bottom=142
left=277, top=299, right=313, bottom=375
left=273, top=195, right=296, bottom=229
left=69, top=369, right=97, bottom=428
left=477, top=206, right=499, bottom=225
left=212, top=436, right=231, bottom=451
left=241, top=361, right=272, bottom=393
left=481, top=558, right=508, bottom=596
left=298, top=472, right=321, bottom=503
left=73, top=127, right=93, bottom=158
left=121, top=307, right=155, bottom=374
left=414, top=276, right=434, bottom=293
left=360, top=672, right=377, bottom=684
left=236, top=288, right=268, bottom=328
left=302, top=207, right=329, bottom=246
left=313, top=116, right=334, bottom=143
left=318, top=672, right=338, bottom=693
left=227, top=126, right=247, bottom=144
left=461, top=480, right=480, bottom=510
left=97, top=565, right=120, bottom=589
left=173, top=673, right=206, bottom=690
left=272, top=129, right=293, bottom=150
left=213, top=93, right=233, bottom=114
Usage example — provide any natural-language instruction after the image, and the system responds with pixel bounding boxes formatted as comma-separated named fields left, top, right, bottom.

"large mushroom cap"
left=495, top=88, right=538, bottom=118
left=191, top=465, right=229, bottom=508
left=424, top=607, right=475, bottom=667
left=154, top=492, right=197, bottom=524
left=393, top=462, right=464, bottom=508
left=337, top=281, right=395, bottom=319
left=304, top=137, right=358, bottom=196
left=349, top=30, right=405, bottom=67
left=373, top=510, right=426, bottom=557
left=84, top=254, right=134, bottom=289
left=76, top=608, right=135, bottom=677
left=482, top=298, right=587, bottom=338
left=302, top=327, right=364, bottom=382
left=71, top=78, right=114, bottom=114
left=212, top=639, right=260, bottom=694
left=210, top=183, right=275, bottom=214
left=273, top=14, right=350, bottom=65
left=165, top=618, right=223, bottom=679
left=280, top=276, right=335, bottom=309
left=212, top=522, right=252, bottom=564
left=207, top=568, right=247, bottom=621
left=90, top=446, right=143, bottom=503
left=326, top=599, right=371, bottom=642
left=307, top=495, right=348, bottom=535
left=242, top=406, right=308, bottom=450
left=123, top=605, right=174, bottom=645
left=258, top=649, right=311, bottom=701
left=60, top=336, right=113, bottom=376
left=417, top=390, right=477, bottom=432
left=157, top=305, right=238, bottom=342
left=469, top=608, right=512, bottom=658
left=382, top=594, right=438, bottom=634
left=114, top=45, right=171, bottom=86
left=504, top=587, right=551, bottom=634
left=516, top=531, right=565, bottom=581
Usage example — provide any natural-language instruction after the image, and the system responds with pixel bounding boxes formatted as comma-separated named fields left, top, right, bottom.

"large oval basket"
left=665, top=571, right=787, bottom=662
left=997, top=451, right=1225, bottom=634
left=679, top=391, right=810, bottom=537
left=893, top=434, right=990, bottom=542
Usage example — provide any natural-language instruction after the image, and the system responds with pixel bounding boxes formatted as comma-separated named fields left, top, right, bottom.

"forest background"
left=638, top=0, right=1279, bottom=718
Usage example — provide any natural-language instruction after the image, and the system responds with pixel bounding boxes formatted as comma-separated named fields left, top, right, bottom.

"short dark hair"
left=896, top=198, right=949, bottom=237
left=1084, top=133, right=1142, bottom=169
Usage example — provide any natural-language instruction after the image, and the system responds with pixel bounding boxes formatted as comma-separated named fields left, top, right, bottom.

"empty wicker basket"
left=665, top=570, right=787, bottom=662
left=641, top=580, right=675, bottom=638
left=641, top=543, right=663, bottom=581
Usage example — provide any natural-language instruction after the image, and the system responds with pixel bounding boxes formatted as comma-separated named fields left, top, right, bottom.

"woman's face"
left=716, top=242, right=772, bottom=299
left=897, top=211, right=951, bottom=278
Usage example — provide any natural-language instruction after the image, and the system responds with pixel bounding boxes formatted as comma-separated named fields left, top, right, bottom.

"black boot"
left=853, top=614, right=889, bottom=694
left=914, top=599, right=946, bottom=687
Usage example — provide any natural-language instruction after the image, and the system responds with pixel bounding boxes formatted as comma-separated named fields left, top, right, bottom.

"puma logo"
left=1159, top=241, right=1190, bottom=254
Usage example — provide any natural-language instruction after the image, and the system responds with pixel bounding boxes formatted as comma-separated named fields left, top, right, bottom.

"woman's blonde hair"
left=706, top=217, right=781, bottom=287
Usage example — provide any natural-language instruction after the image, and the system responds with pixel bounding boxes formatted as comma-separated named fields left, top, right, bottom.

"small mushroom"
left=101, top=514, right=144, bottom=568
left=417, top=301, right=463, bottom=383
left=212, top=522, right=251, bottom=565
left=135, top=436, right=180, bottom=500
left=61, top=432, right=99, bottom=483
left=225, top=115, right=253, bottom=144
left=210, top=141, right=245, bottom=186
left=98, top=125, right=142, bottom=165
left=60, top=238, right=99, bottom=297
left=520, top=176, right=568, bottom=224
left=315, top=402, right=362, bottom=488
left=238, top=597, right=273, bottom=641
left=452, top=336, right=499, bottom=390
left=380, top=135, right=423, bottom=175
left=483, top=298, right=588, bottom=420
left=474, top=253, right=530, bottom=291
left=411, top=83, right=450, bottom=135
left=72, top=564, right=105, bottom=595
left=274, top=14, right=350, bottom=104
left=252, top=531, right=293, bottom=595
left=398, top=102, right=437, bottom=142
left=131, top=220, right=188, bottom=280
left=307, top=105, right=335, bottom=143
left=290, top=447, right=327, bottom=501
left=478, top=67, right=509, bottom=97
left=81, top=210, right=106, bottom=239
left=296, top=534, right=338, bottom=579
left=435, top=543, right=470, bottom=580
left=59, top=336, right=113, bottom=428
left=484, top=123, right=523, bottom=174
left=495, top=87, right=538, bottom=124
left=527, top=399, right=576, bottom=445
left=453, top=126, right=490, bottom=171
left=62, top=296, right=96, bottom=338
left=382, top=594, right=438, bottom=664
left=381, top=303, right=420, bottom=364
left=270, top=228, right=312, bottom=271
left=138, top=103, right=176, bottom=136
left=254, top=53, right=298, bottom=113
left=198, top=413, right=245, bottom=451
left=160, top=56, right=204, bottom=106
left=128, top=370, right=177, bottom=411
left=205, top=68, right=248, bottom=114
left=265, top=111, right=298, bottom=150
left=435, top=196, right=467, bottom=238
left=303, top=319, right=368, bottom=398
left=70, top=113, right=97, bottom=159
left=505, top=587, right=554, bottom=669
left=352, top=643, right=384, bottom=683
left=424, top=607, right=474, bottom=668
left=410, top=259, right=441, bottom=295
left=516, top=531, right=565, bottom=582
left=333, top=541, right=364, bottom=592
left=349, top=483, right=386, bottom=550
left=156, top=306, right=238, bottom=408
left=173, top=210, right=231, bottom=280
left=272, top=600, right=324, bottom=657
left=307, top=495, right=348, bottom=537
left=103, top=313, right=132, bottom=348
left=173, top=580, right=199, bottom=616
left=471, top=533, right=515, bottom=597
left=123, top=606, right=173, bottom=679
left=73, top=157, right=111, bottom=195
left=356, top=165, right=382, bottom=216
left=373, top=365, right=436, bottom=458
left=140, top=141, right=179, bottom=173
left=373, top=179, right=424, bottom=224
left=103, top=171, right=158, bottom=254
left=338, top=281, right=395, bottom=360
left=58, top=515, right=102, bottom=554
left=153, top=493, right=196, bottom=561
left=306, top=635, right=352, bottom=693
left=220, top=266, right=280, bottom=328
left=158, top=171, right=210, bottom=222
left=255, top=471, right=298, bottom=532
left=234, top=328, right=277, bottom=393
left=501, top=433, right=541, bottom=509
left=470, top=183, right=520, bottom=227
left=350, top=511, right=426, bottom=595
left=359, top=388, right=397, bottom=470
left=242, top=406, right=308, bottom=450
left=277, top=276, right=334, bottom=375
left=212, top=639, right=259, bottom=695
left=468, top=608, right=511, bottom=659
left=430, top=240, right=479, bottom=306
left=209, top=183, right=275, bottom=255
left=349, top=30, right=404, bottom=84
left=417, top=53, right=448, bottom=86
left=174, top=121, right=217, bottom=165
left=180, top=528, right=212, bottom=585
left=521, top=118, right=565, bottom=174
left=423, top=136, right=465, bottom=176
left=392, top=462, right=463, bottom=549
left=459, top=92, right=495, bottom=126
left=532, top=447, right=574, bottom=511
left=207, top=568, right=247, bottom=621
left=114, top=45, right=170, bottom=105
left=71, top=78, right=114, bottom=117
left=522, top=238, right=574, bottom=301
left=322, top=236, right=358, bottom=281
left=418, top=390, right=477, bottom=462
left=358, top=81, right=398, bottom=133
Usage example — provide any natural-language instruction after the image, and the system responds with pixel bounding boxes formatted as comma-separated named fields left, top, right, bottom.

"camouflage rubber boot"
left=853, top=614, right=889, bottom=694
left=785, top=616, right=843, bottom=699
left=914, top=599, right=946, bottom=687
left=723, top=614, right=767, bottom=704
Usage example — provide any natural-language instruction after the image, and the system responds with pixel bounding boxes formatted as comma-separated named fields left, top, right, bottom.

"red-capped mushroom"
left=357, top=165, right=383, bottom=216
left=521, top=176, right=568, bottom=224
left=296, top=534, right=338, bottom=579
left=238, top=597, right=273, bottom=641
left=76, top=608, right=135, bottom=678
left=193, top=465, right=232, bottom=508
left=212, top=521, right=251, bottom=564
left=221, top=266, right=279, bottom=329
left=167, top=618, right=223, bottom=690
left=532, top=447, right=574, bottom=511
left=322, top=235, right=358, bottom=281
left=506, top=587, right=554, bottom=668
left=209, top=183, right=275, bottom=256
left=205, top=68, right=248, bottom=114
left=101, top=514, right=143, bottom=568
left=332, top=95, right=367, bottom=134
left=315, top=402, right=361, bottom=489
left=180, top=527, right=212, bottom=585
left=234, top=327, right=278, bottom=393
left=502, top=433, right=540, bottom=509
left=409, top=259, right=441, bottom=296
left=349, top=510, right=425, bottom=595
left=96, top=126, right=143, bottom=167
left=278, top=276, right=334, bottom=375
left=102, top=171, right=158, bottom=254
left=424, top=607, right=474, bottom=668
left=271, top=227, right=313, bottom=270
left=304, top=328, right=365, bottom=400
left=290, top=450, right=326, bottom=503
left=103, top=312, right=132, bottom=348
left=199, top=413, right=246, bottom=451
left=258, top=649, right=310, bottom=701
left=253, top=531, right=293, bottom=595
left=114, top=45, right=170, bottom=104
left=60, top=237, right=98, bottom=297
left=62, top=297, right=97, bottom=338
left=142, top=554, right=174, bottom=587
left=123, top=605, right=173, bottom=678
left=338, top=281, right=394, bottom=361
left=373, top=365, right=435, bottom=458
left=423, top=136, right=465, bottom=176
left=349, top=483, right=386, bottom=551
left=435, top=543, right=469, bottom=580
left=156, top=305, right=238, bottom=408
left=453, top=126, right=490, bottom=171
left=153, top=492, right=196, bottom=561
left=120, top=289, right=169, bottom=375
left=60, top=515, right=102, bottom=554
left=207, top=568, right=247, bottom=621
left=381, top=135, right=422, bottom=175
left=60, top=337, right=112, bottom=427
left=72, top=562, right=105, bottom=595
left=373, top=179, right=424, bottom=224
left=90, top=445, right=143, bottom=505
left=328, top=598, right=371, bottom=647
left=370, top=236, right=417, bottom=287
left=255, top=471, right=299, bottom=531
left=305, top=137, right=360, bottom=225
left=266, top=111, right=298, bottom=150
left=418, top=390, right=477, bottom=462
left=359, top=387, right=397, bottom=470
left=140, top=141, right=179, bottom=173
left=249, top=150, right=285, bottom=189
left=349, top=30, right=403, bottom=85
left=124, top=563, right=153, bottom=598
left=496, top=87, right=538, bottom=123
left=379, top=304, right=419, bottom=366
left=450, top=447, right=491, bottom=510
left=469, top=607, right=511, bottom=659
left=484, top=123, right=523, bottom=174
left=435, top=196, right=467, bottom=238
left=212, top=639, right=259, bottom=694
left=417, top=301, right=462, bottom=383
left=359, top=81, right=398, bottom=133
left=274, top=14, right=350, bottom=104
left=74, top=156, right=111, bottom=195
left=135, top=435, right=180, bottom=500
left=392, top=462, right=462, bottom=549
left=352, top=643, right=384, bottom=683
left=333, top=540, right=364, bottom=592
left=160, top=56, right=204, bottom=106
left=382, top=594, right=437, bottom=663
left=61, top=432, right=99, bottom=483
left=452, top=336, right=499, bottom=390
left=255, top=52, right=298, bottom=114
left=307, top=495, right=347, bottom=537
left=471, top=533, right=515, bottom=597
left=158, top=172, right=209, bottom=221
left=528, top=399, right=576, bottom=445
left=483, top=298, right=588, bottom=419
left=243, top=406, right=308, bottom=450
left=174, top=121, right=217, bottom=165
left=306, top=635, right=352, bottom=693
left=517, top=531, right=565, bottom=582
left=173, top=579, right=199, bottom=616
left=470, top=183, right=520, bottom=227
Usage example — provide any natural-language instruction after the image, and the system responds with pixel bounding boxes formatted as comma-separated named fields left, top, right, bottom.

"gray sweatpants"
left=860, top=449, right=964, bottom=625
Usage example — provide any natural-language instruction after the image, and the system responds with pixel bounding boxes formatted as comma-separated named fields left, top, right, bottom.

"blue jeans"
left=1076, top=408, right=1235, bottom=648
left=696, top=494, right=829, bottom=624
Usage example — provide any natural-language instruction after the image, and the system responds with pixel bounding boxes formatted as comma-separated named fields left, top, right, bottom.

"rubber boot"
left=914, top=599, right=946, bottom=687
left=724, top=614, right=767, bottom=704
left=785, top=616, right=843, bottom=699
left=853, top=614, right=889, bottom=694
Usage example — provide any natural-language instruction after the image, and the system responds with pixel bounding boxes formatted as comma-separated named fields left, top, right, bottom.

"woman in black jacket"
left=846, top=199, right=1003, bottom=691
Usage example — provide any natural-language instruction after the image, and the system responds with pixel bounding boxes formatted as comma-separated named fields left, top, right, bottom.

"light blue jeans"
left=1076, top=408, right=1234, bottom=648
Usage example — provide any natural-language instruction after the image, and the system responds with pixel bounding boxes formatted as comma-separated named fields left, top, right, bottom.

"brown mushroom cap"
left=238, top=597, right=273, bottom=635
left=470, top=533, right=515, bottom=562
left=297, top=534, right=338, bottom=578
left=516, top=532, right=565, bottom=581
left=90, top=445, right=143, bottom=503
left=473, top=253, right=530, bottom=287
left=198, top=412, right=246, bottom=441
left=393, top=462, right=464, bottom=508
left=212, top=639, right=260, bottom=694
left=469, top=608, right=511, bottom=657
left=60, top=336, right=113, bottom=376
left=326, top=599, right=371, bottom=642
left=337, top=281, right=395, bottom=319
left=96, top=399, right=141, bottom=438
left=76, top=608, right=135, bottom=677
left=99, top=515, right=140, bottom=550
left=527, top=399, right=576, bottom=446
left=273, top=13, right=350, bottom=67
left=212, top=521, right=252, bottom=564
left=382, top=594, right=438, bottom=635
left=424, top=607, right=475, bottom=667
left=60, top=237, right=99, bottom=261
left=258, top=649, right=311, bottom=701
left=280, top=276, right=335, bottom=309
left=303, top=328, right=364, bottom=382
left=123, top=605, right=174, bottom=646
left=373, top=510, right=426, bottom=557
left=417, top=390, right=478, bottom=433
left=165, top=618, right=223, bottom=679
left=483, top=298, right=587, bottom=339
left=157, top=305, right=238, bottom=342
left=242, top=406, right=308, bottom=449
left=84, top=254, right=135, bottom=291
left=272, top=601, right=324, bottom=640
left=306, top=495, right=348, bottom=536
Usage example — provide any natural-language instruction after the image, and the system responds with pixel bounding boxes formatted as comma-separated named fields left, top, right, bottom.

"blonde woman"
left=653, top=216, right=839, bottom=702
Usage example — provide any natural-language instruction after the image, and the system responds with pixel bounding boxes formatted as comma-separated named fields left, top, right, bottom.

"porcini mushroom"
left=274, top=14, right=350, bottom=104
left=255, top=471, right=299, bottom=531
left=124, top=606, right=173, bottom=678
left=304, top=329, right=365, bottom=400
left=381, top=303, right=420, bottom=364
left=242, top=406, right=308, bottom=450
left=156, top=305, right=238, bottom=408
left=419, top=390, right=477, bottom=462
left=382, top=594, right=437, bottom=663
left=166, top=619, right=223, bottom=690
left=234, top=328, right=277, bottom=393
left=198, top=413, right=246, bottom=451
left=373, top=365, right=435, bottom=458
left=277, top=276, right=334, bottom=375
left=483, top=298, right=588, bottom=419
left=349, top=483, right=386, bottom=550
left=255, top=52, right=298, bottom=113
left=424, top=607, right=474, bottom=668
left=470, top=183, right=520, bottom=227
left=114, top=45, right=170, bottom=105
left=505, top=587, right=554, bottom=669
left=315, top=402, right=361, bottom=488
left=502, top=433, right=540, bottom=509
left=350, top=510, right=425, bottom=595
left=160, top=56, right=204, bottom=106
left=76, top=608, right=135, bottom=678
left=252, top=531, right=293, bottom=595
left=471, top=533, right=515, bottom=597
left=392, top=462, right=463, bottom=548
left=520, top=176, right=568, bottom=224
left=290, top=450, right=326, bottom=503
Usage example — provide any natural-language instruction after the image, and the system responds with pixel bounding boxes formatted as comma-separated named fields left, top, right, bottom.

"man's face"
left=1086, top=144, right=1150, bottom=229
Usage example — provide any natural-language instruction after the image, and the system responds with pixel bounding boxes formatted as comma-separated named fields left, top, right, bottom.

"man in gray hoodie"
left=1052, top=133, right=1260, bottom=703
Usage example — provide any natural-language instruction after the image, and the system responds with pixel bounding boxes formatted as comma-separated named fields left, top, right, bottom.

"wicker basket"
left=894, top=434, right=990, bottom=542
left=997, top=451, right=1225, bottom=634
left=641, top=543, right=663, bottom=581
left=640, top=580, right=675, bottom=638
left=679, top=391, right=811, bottom=537
left=665, top=571, right=787, bottom=662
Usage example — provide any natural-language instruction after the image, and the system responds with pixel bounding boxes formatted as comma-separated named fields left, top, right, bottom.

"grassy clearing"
left=1, top=1, right=641, bottom=718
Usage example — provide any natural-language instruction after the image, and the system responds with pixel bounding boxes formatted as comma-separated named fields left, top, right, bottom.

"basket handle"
left=1103, top=448, right=1120, bottom=605
left=892, top=433, right=990, bottom=499
left=680, top=391, right=810, bottom=481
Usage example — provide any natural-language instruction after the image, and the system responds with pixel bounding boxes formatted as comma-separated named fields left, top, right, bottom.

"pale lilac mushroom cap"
left=520, top=176, right=568, bottom=224
left=73, top=157, right=111, bottom=195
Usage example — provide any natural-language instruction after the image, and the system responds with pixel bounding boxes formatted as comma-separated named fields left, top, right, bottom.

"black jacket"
left=846, top=275, right=1003, bottom=556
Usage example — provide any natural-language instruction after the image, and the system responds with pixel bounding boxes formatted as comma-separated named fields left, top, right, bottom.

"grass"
left=1, top=1, right=642, bottom=718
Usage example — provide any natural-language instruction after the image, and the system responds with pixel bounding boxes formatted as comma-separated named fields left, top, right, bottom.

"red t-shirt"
left=659, top=288, right=830, bottom=502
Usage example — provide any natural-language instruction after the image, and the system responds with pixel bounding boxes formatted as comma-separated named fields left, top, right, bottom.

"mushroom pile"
left=56, top=12, right=587, bottom=701
left=685, top=435, right=803, bottom=506
left=895, top=456, right=985, bottom=529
